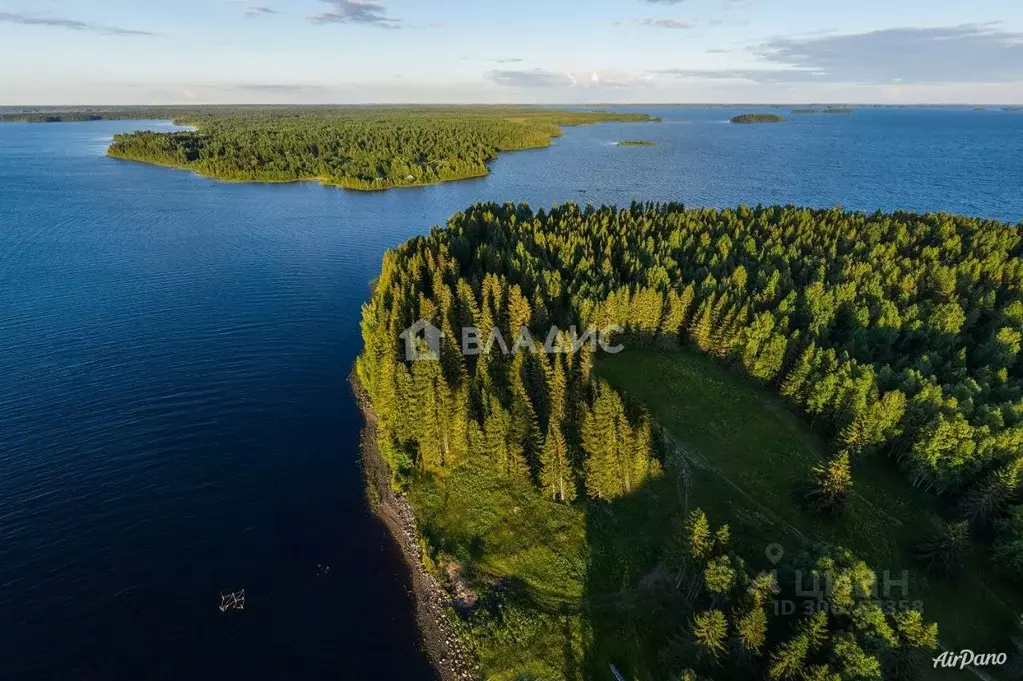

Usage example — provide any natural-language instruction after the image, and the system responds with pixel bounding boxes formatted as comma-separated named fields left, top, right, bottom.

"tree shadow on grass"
left=580, top=472, right=686, bottom=681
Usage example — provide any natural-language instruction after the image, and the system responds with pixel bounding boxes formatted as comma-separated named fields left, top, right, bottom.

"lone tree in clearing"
left=806, top=451, right=852, bottom=515
left=914, top=520, right=970, bottom=577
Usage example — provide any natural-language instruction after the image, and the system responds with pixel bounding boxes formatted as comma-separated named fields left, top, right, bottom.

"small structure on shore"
left=219, top=589, right=245, bottom=612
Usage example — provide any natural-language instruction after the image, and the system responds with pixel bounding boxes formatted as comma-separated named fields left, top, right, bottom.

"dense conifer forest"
left=0, top=106, right=658, bottom=190
left=357, top=202, right=1023, bottom=679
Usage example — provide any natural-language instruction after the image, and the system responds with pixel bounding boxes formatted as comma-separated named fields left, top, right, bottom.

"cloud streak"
left=641, top=18, right=694, bottom=29
left=233, top=84, right=325, bottom=93
left=488, top=69, right=576, bottom=88
left=0, top=11, right=156, bottom=36
left=245, top=6, right=279, bottom=18
left=310, top=0, right=399, bottom=28
left=660, top=24, right=1023, bottom=85
left=756, top=24, right=1023, bottom=83
left=488, top=69, right=652, bottom=89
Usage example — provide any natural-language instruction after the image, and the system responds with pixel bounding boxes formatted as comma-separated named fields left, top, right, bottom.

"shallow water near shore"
left=1, top=107, right=1021, bottom=680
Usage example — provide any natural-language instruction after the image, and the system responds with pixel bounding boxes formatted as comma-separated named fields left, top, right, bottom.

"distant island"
left=0, top=106, right=659, bottom=191
left=616, top=139, right=658, bottom=147
left=731, top=113, right=785, bottom=124
left=792, top=108, right=853, bottom=114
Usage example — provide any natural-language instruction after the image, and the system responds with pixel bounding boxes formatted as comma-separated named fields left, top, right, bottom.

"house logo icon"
left=399, top=319, right=444, bottom=362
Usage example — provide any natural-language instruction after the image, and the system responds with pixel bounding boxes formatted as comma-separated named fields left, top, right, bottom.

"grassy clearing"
left=597, top=348, right=1021, bottom=662
left=407, top=438, right=681, bottom=679
left=409, top=458, right=588, bottom=602
left=403, top=346, right=1020, bottom=679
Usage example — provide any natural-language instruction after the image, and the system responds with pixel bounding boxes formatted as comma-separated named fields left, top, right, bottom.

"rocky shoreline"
left=351, top=375, right=480, bottom=681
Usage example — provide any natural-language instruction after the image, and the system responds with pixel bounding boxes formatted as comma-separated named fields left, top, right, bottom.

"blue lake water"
left=1, top=107, right=1021, bottom=680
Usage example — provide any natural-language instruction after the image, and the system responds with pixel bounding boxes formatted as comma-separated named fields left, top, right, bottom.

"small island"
left=731, top=113, right=785, bottom=124
left=793, top=108, right=853, bottom=114
left=616, top=139, right=658, bottom=147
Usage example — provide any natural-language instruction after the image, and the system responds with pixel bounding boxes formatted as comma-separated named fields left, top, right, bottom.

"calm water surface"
left=1, top=108, right=1021, bottom=680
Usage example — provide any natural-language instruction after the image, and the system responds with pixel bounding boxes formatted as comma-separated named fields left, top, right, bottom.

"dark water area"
left=0, top=107, right=1020, bottom=680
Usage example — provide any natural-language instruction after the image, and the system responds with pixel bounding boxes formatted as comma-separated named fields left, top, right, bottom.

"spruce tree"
left=540, top=423, right=577, bottom=503
left=704, top=555, right=736, bottom=600
left=780, top=343, right=817, bottom=400
left=913, top=520, right=970, bottom=577
left=806, top=451, right=853, bottom=515
left=688, top=295, right=717, bottom=352
left=768, top=631, right=810, bottom=680
left=691, top=609, right=728, bottom=664
left=684, top=509, right=714, bottom=563
left=735, top=605, right=767, bottom=655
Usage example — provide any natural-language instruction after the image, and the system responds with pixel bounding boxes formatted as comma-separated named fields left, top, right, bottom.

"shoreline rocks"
left=351, top=374, right=481, bottom=681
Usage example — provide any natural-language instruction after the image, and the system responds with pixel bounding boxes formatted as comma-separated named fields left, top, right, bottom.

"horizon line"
left=3, top=101, right=1023, bottom=108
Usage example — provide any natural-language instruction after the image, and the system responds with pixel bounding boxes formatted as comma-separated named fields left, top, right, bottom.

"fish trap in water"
left=219, top=589, right=245, bottom=612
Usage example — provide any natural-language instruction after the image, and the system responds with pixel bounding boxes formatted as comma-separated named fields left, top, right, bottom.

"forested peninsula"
left=0, top=106, right=658, bottom=191
left=358, top=202, right=1023, bottom=680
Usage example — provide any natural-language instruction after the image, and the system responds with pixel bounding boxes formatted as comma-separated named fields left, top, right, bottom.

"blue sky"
left=2, top=0, right=1022, bottom=104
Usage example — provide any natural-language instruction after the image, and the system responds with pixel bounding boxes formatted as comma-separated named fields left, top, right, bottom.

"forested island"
left=617, top=140, right=659, bottom=147
left=357, top=201, right=1023, bottom=680
left=0, top=106, right=659, bottom=191
left=732, top=114, right=786, bottom=124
